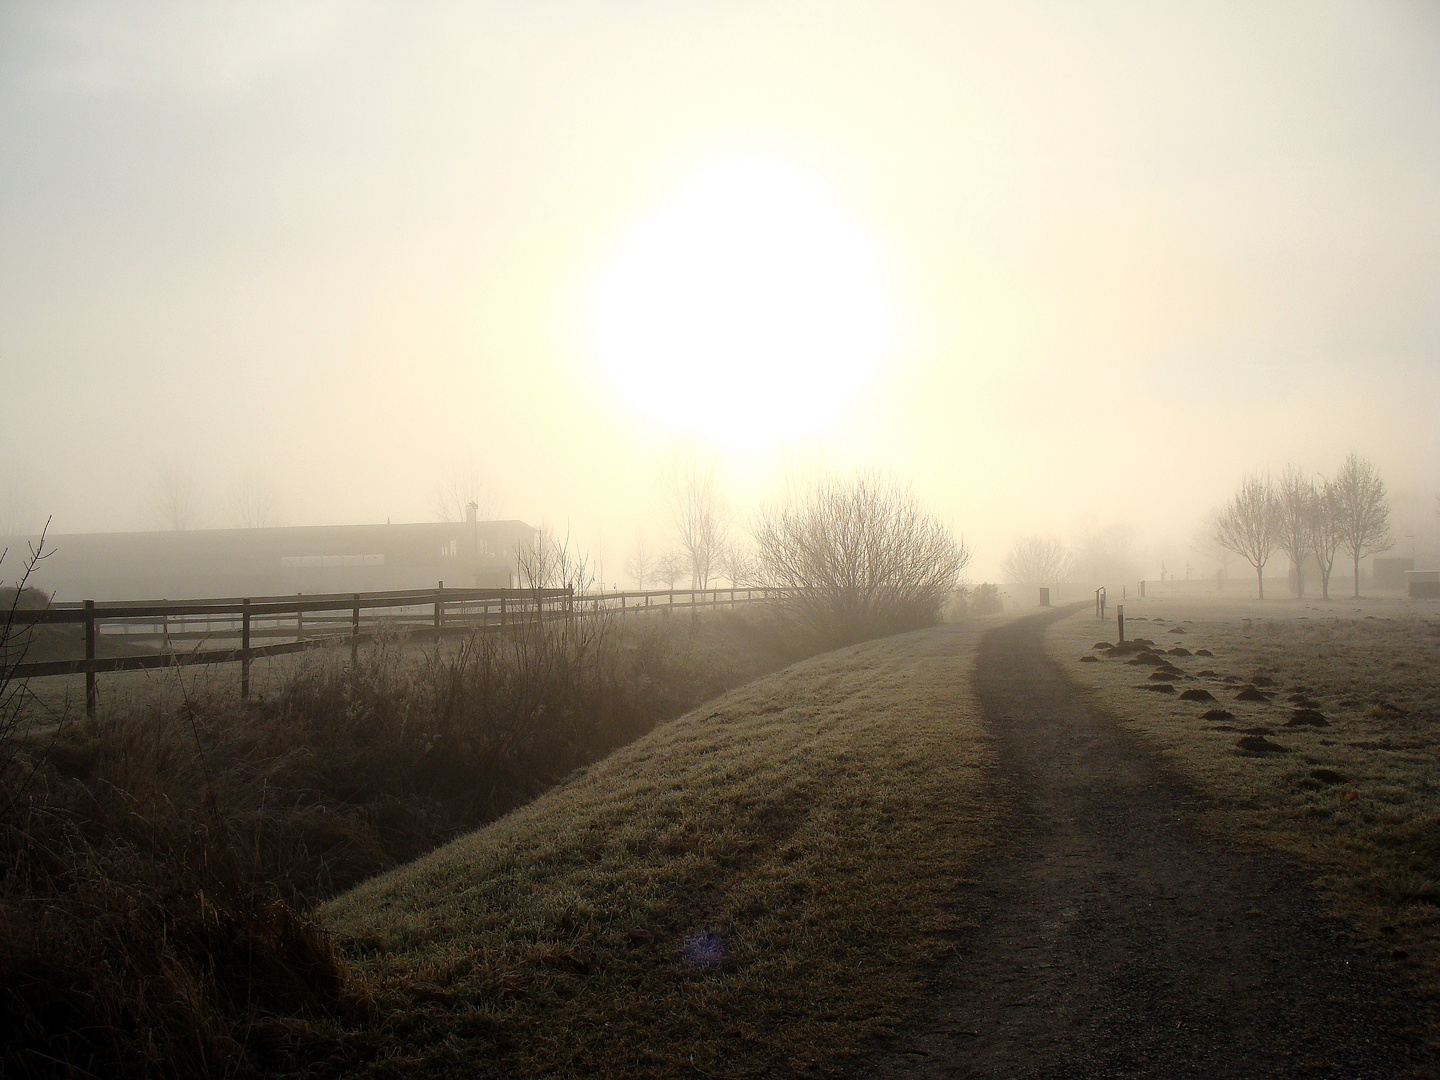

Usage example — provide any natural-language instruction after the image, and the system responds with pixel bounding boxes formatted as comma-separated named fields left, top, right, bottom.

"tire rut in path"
left=850, top=609, right=1433, bottom=1079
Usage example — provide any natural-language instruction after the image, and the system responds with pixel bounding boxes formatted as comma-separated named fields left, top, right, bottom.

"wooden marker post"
left=1117, top=604, right=1125, bottom=644
left=241, top=598, right=251, bottom=703
left=84, top=600, right=96, bottom=718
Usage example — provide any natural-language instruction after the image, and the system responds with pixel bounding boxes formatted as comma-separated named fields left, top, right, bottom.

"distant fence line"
left=4, top=584, right=780, bottom=716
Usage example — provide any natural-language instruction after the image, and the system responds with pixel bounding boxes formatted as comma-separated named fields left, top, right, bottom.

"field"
left=1047, top=595, right=1440, bottom=1012
left=318, top=618, right=1009, bottom=1078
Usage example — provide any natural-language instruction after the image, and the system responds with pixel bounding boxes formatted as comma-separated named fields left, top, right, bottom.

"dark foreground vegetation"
left=0, top=604, right=805, bottom=1078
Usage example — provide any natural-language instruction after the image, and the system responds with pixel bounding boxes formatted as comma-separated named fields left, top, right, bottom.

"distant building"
left=1372, top=557, right=1415, bottom=591
left=4, top=517, right=538, bottom=601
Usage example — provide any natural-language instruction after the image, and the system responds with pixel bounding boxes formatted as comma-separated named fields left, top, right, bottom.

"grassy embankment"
left=319, top=618, right=1007, bottom=1078
left=1049, top=596, right=1440, bottom=1016
left=0, top=608, right=814, bottom=1078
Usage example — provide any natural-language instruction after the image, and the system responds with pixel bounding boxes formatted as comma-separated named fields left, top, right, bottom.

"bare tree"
left=624, top=535, right=653, bottom=589
left=718, top=539, right=759, bottom=588
left=228, top=470, right=279, bottom=528
left=1214, top=474, right=1279, bottom=599
left=1001, top=535, right=1067, bottom=588
left=1309, top=476, right=1344, bottom=600
left=1188, top=511, right=1235, bottom=585
left=660, top=443, right=731, bottom=589
left=152, top=466, right=204, bottom=531
left=1274, top=466, right=1316, bottom=598
left=753, top=471, right=970, bottom=647
left=652, top=551, right=687, bottom=590
left=434, top=459, right=499, bottom=523
left=1332, top=452, right=1392, bottom=597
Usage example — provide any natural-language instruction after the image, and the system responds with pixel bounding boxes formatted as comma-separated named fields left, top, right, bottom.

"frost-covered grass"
left=320, top=620, right=1006, bottom=1079
left=1049, top=596, right=1440, bottom=1013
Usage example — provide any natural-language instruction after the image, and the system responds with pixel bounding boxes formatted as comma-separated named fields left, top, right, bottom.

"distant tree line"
left=1213, top=452, right=1392, bottom=599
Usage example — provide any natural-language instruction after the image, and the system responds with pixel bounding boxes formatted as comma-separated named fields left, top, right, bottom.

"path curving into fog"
left=851, top=607, right=1432, bottom=1079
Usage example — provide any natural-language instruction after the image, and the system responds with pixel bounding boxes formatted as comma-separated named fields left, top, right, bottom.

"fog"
left=2, top=1, right=1438, bottom=585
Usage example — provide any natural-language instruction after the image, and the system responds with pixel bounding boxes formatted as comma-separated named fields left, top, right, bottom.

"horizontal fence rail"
left=3, top=584, right=781, bottom=715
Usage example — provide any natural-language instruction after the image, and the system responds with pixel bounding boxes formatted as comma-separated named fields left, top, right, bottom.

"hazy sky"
left=2, top=1, right=1438, bottom=580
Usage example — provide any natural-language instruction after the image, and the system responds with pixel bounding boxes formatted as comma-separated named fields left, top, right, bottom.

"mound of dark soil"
left=1242, top=726, right=1274, bottom=735
left=1079, top=655, right=1098, bottom=663
left=1180, top=688, right=1215, bottom=702
left=1092, top=642, right=1111, bottom=650
left=1308, top=768, right=1346, bottom=785
left=1140, top=683, right=1176, bottom=694
left=1222, top=675, right=1241, bottom=684
left=1130, top=637, right=1156, bottom=647
left=1167, top=647, right=1192, bottom=656
left=1202, top=709, right=1235, bottom=721
left=1148, top=671, right=1178, bottom=681
left=1371, top=701, right=1409, bottom=717
left=1196, top=670, right=1218, bottom=678
left=1250, top=675, right=1276, bottom=688
left=1234, top=686, right=1270, bottom=702
left=1287, top=709, right=1329, bottom=727
left=1236, top=734, right=1289, bottom=754
left=1127, top=653, right=1163, bottom=666
left=1194, top=648, right=1213, bottom=657
left=1167, top=627, right=1187, bottom=635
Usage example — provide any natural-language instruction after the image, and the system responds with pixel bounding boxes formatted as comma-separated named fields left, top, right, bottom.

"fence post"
left=241, top=598, right=251, bottom=703
left=1117, top=604, right=1125, bottom=644
left=352, top=593, right=361, bottom=663
left=84, top=600, right=96, bottom=718
left=500, top=595, right=507, bottom=629
left=296, top=592, right=305, bottom=641
left=567, top=585, right=574, bottom=626
left=434, top=581, right=444, bottom=633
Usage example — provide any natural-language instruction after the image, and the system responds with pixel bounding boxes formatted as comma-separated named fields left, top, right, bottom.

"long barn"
left=4, top=518, right=539, bottom=602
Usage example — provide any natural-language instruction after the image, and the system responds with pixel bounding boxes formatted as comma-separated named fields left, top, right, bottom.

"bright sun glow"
left=586, top=156, right=892, bottom=448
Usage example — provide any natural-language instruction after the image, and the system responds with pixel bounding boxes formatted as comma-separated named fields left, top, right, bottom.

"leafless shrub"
left=433, top=457, right=500, bottom=523
left=0, top=522, right=55, bottom=822
left=954, top=582, right=1003, bottom=618
left=516, top=522, right=593, bottom=593
left=753, top=471, right=970, bottom=647
left=1002, top=535, right=1067, bottom=589
left=151, top=465, right=204, bottom=531
left=228, top=468, right=280, bottom=528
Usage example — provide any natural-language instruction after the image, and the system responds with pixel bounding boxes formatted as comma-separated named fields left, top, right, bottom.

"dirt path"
left=851, top=608, right=1435, bottom=1079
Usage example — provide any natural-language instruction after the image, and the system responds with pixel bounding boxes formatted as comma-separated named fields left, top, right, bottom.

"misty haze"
left=1, top=4, right=1437, bottom=1077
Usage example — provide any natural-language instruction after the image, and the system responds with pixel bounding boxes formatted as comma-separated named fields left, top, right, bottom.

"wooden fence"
left=4, top=584, right=779, bottom=715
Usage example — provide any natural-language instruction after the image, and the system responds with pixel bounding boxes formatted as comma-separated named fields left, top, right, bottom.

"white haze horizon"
left=2, top=1, right=1437, bottom=585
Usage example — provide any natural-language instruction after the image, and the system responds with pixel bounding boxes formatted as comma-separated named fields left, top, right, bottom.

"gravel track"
left=850, top=607, right=1435, bottom=1079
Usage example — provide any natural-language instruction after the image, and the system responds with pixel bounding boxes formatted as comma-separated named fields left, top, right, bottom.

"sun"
left=584, top=155, right=892, bottom=448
